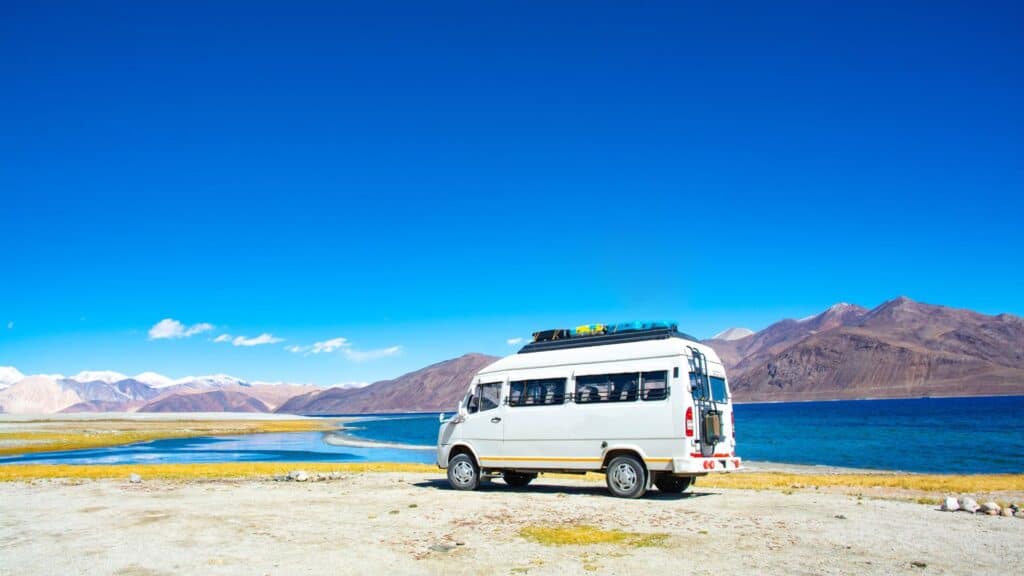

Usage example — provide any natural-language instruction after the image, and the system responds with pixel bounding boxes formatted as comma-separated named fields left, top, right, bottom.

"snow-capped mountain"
left=0, top=366, right=25, bottom=388
left=0, top=367, right=322, bottom=414
left=132, top=372, right=177, bottom=388
left=71, top=370, right=129, bottom=384
left=711, top=327, right=755, bottom=341
left=174, top=374, right=250, bottom=388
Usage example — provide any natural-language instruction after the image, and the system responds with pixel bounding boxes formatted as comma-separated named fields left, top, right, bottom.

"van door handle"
left=490, top=417, right=502, bottom=423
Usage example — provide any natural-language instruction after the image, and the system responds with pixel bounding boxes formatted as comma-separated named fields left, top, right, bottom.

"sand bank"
left=2, top=472, right=1021, bottom=575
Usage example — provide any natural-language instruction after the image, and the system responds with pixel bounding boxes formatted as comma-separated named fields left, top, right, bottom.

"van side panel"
left=495, top=356, right=692, bottom=471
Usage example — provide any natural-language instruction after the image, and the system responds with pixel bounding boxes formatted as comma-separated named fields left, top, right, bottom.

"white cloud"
left=286, top=337, right=349, bottom=355
left=286, top=337, right=400, bottom=362
left=213, top=334, right=232, bottom=343
left=232, top=333, right=284, bottom=347
left=148, top=318, right=214, bottom=340
left=312, top=337, right=350, bottom=354
left=6, top=321, right=13, bottom=330
left=343, top=345, right=402, bottom=362
left=506, top=337, right=523, bottom=346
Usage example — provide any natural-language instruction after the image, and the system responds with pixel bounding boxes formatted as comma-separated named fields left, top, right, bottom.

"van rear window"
left=709, top=376, right=728, bottom=402
left=691, top=373, right=729, bottom=402
left=509, top=378, right=566, bottom=406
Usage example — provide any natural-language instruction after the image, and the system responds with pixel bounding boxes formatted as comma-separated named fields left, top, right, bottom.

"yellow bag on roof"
left=574, top=324, right=606, bottom=336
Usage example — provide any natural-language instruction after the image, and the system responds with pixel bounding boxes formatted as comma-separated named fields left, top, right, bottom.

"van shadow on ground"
left=412, top=479, right=717, bottom=501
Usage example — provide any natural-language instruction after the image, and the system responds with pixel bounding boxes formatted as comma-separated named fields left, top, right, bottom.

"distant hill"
left=276, top=353, right=497, bottom=414
left=0, top=376, right=83, bottom=414
left=139, top=390, right=270, bottom=413
left=706, top=297, right=1024, bottom=402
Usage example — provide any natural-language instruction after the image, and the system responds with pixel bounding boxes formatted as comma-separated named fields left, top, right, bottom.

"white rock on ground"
left=941, top=497, right=959, bottom=512
left=980, top=502, right=1001, bottom=515
left=289, top=470, right=309, bottom=482
left=958, top=497, right=979, bottom=513
left=128, top=474, right=142, bottom=484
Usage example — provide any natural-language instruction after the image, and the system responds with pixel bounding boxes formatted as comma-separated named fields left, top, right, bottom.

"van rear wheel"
left=606, top=455, right=647, bottom=498
left=447, top=453, right=480, bottom=491
left=502, top=472, right=536, bottom=488
left=654, top=475, right=693, bottom=493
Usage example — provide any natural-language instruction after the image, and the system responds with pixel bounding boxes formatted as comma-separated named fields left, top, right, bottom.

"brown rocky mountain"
left=139, top=390, right=271, bottom=413
left=708, top=303, right=869, bottom=371
left=714, top=297, right=1024, bottom=402
left=276, top=353, right=497, bottom=414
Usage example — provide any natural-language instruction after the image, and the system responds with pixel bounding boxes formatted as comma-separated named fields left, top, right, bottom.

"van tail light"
left=685, top=407, right=694, bottom=437
left=731, top=411, right=735, bottom=439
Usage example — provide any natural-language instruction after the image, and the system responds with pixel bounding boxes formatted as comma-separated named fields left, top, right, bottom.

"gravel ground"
left=1, top=473, right=1021, bottom=575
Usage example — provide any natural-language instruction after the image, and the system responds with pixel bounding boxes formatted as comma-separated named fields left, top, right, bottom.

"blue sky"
left=2, top=1, right=1021, bottom=385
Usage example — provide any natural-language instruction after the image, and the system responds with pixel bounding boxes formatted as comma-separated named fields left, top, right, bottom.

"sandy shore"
left=2, top=473, right=1021, bottom=575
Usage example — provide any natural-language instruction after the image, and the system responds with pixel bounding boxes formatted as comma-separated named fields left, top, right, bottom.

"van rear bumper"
left=672, top=456, right=742, bottom=474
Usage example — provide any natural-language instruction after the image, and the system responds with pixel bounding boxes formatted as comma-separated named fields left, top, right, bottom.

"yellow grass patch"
left=0, top=462, right=438, bottom=481
left=0, top=419, right=336, bottom=456
left=699, top=472, right=1024, bottom=493
left=520, top=525, right=669, bottom=547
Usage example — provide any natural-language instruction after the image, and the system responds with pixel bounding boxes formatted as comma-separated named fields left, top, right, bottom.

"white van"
left=437, top=323, right=741, bottom=498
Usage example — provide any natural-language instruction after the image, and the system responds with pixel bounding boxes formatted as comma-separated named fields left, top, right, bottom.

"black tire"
left=502, top=471, right=536, bottom=488
left=605, top=455, right=647, bottom=499
left=654, top=475, right=693, bottom=493
left=447, top=453, right=480, bottom=491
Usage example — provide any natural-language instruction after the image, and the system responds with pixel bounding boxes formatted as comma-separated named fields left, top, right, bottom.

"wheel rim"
left=610, top=462, right=638, bottom=493
left=451, top=460, right=475, bottom=485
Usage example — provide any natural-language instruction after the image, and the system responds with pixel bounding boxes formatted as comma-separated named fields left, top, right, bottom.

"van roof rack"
left=518, top=326, right=699, bottom=354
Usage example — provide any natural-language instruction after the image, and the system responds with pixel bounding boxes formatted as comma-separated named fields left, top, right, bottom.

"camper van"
left=437, top=322, right=741, bottom=498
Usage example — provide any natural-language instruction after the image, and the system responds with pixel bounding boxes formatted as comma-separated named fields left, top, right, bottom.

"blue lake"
left=2, top=396, right=1023, bottom=473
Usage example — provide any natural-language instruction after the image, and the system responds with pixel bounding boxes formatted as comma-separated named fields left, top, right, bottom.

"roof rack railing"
left=520, top=322, right=697, bottom=354
left=531, top=321, right=678, bottom=343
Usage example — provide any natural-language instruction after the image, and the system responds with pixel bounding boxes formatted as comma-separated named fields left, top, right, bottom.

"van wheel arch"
left=601, top=449, right=647, bottom=473
left=448, top=444, right=478, bottom=466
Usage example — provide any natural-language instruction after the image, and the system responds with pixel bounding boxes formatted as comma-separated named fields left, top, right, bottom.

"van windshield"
left=691, top=374, right=729, bottom=402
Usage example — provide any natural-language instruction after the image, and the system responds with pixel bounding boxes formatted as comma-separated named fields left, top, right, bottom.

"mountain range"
left=0, top=371, right=320, bottom=415
left=708, top=297, right=1024, bottom=402
left=1, top=297, right=1021, bottom=414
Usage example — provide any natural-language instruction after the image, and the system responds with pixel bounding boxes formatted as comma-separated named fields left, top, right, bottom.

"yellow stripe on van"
left=480, top=456, right=601, bottom=463
left=479, top=456, right=673, bottom=463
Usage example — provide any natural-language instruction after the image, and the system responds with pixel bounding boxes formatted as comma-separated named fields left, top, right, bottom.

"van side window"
left=509, top=378, right=566, bottom=407
left=641, top=371, right=668, bottom=401
left=467, top=383, right=502, bottom=413
left=575, top=373, right=639, bottom=403
left=477, top=382, right=502, bottom=412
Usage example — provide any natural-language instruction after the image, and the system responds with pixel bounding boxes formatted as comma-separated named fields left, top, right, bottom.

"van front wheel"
left=447, top=453, right=480, bottom=491
left=654, top=475, right=693, bottom=493
left=606, top=455, right=647, bottom=498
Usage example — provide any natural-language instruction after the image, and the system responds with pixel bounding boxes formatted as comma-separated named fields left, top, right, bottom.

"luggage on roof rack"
left=573, top=323, right=606, bottom=336
left=532, top=329, right=571, bottom=342
left=609, top=321, right=677, bottom=333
